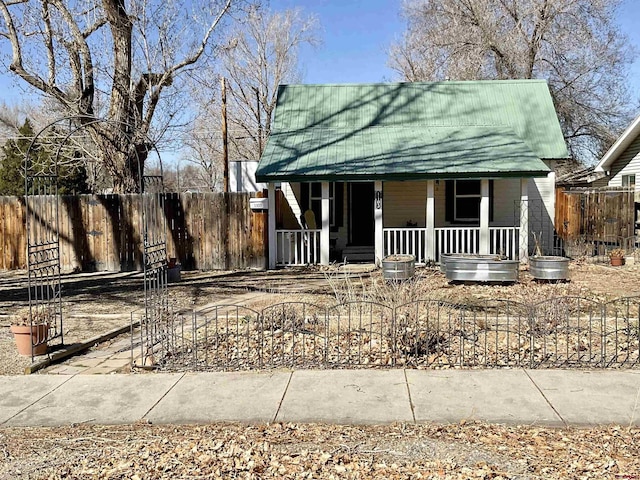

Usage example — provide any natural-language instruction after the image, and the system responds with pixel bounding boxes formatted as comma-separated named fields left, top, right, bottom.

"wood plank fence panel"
left=0, top=193, right=266, bottom=272
left=555, top=187, right=635, bottom=243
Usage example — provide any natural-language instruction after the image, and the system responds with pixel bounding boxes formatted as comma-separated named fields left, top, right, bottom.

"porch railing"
left=434, top=227, right=480, bottom=261
left=489, top=227, right=519, bottom=259
left=384, top=226, right=520, bottom=263
left=383, top=228, right=427, bottom=264
left=276, top=229, right=321, bottom=266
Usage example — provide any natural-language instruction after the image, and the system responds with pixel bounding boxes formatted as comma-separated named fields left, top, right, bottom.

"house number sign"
left=375, top=190, right=382, bottom=209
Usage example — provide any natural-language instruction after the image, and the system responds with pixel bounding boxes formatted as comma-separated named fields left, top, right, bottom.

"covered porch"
left=267, top=177, right=530, bottom=268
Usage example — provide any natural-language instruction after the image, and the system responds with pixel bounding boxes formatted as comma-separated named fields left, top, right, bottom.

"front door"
left=349, top=182, right=375, bottom=246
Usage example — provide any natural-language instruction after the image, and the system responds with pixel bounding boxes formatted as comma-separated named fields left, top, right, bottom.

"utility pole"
left=221, top=76, right=230, bottom=270
left=255, top=86, right=262, bottom=158
left=221, top=76, right=229, bottom=193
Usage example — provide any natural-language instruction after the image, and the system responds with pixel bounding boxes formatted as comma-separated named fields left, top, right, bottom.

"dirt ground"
left=2, top=263, right=640, bottom=479
left=1, top=261, right=640, bottom=375
left=1, top=421, right=638, bottom=479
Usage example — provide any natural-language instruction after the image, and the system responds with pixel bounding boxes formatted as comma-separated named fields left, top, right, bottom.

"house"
left=591, top=112, right=640, bottom=238
left=255, top=81, right=569, bottom=268
left=594, top=113, right=640, bottom=193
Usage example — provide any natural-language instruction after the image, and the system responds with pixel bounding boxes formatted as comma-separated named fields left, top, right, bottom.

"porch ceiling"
left=256, top=125, right=550, bottom=182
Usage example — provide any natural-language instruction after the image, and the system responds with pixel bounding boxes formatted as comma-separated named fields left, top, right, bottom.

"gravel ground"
left=1, top=262, right=639, bottom=376
left=0, top=421, right=638, bottom=479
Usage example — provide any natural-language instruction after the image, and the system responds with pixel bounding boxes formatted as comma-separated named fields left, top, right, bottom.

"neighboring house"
left=594, top=113, right=640, bottom=193
left=255, top=81, right=569, bottom=268
left=230, top=160, right=267, bottom=193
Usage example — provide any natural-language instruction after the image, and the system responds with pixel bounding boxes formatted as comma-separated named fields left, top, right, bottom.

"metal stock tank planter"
left=382, top=254, right=415, bottom=281
left=529, top=256, right=570, bottom=281
left=440, top=253, right=500, bottom=274
left=445, top=255, right=518, bottom=283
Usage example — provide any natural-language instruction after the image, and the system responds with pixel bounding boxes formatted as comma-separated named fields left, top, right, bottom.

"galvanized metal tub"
left=382, top=255, right=415, bottom=281
left=529, top=256, right=569, bottom=280
left=445, top=256, right=518, bottom=282
left=440, top=253, right=502, bottom=274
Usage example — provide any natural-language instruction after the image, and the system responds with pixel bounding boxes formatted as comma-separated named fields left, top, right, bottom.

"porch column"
left=374, top=180, right=383, bottom=265
left=519, top=178, right=529, bottom=262
left=426, top=180, right=435, bottom=261
left=479, top=179, right=490, bottom=254
left=268, top=182, right=277, bottom=269
left=320, top=181, right=330, bottom=265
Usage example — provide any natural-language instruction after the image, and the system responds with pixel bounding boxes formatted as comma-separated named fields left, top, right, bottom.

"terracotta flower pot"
left=10, top=324, right=49, bottom=356
left=610, top=256, right=625, bottom=267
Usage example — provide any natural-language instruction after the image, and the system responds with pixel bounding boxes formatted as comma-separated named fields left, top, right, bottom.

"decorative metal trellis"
left=139, top=174, right=170, bottom=364
left=23, top=114, right=167, bottom=361
left=25, top=141, right=64, bottom=359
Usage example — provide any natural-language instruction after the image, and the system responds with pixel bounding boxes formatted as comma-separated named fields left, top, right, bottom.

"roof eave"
left=595, top=113, right=640, bottom=173
left=256, top=170, right=552, bottom=183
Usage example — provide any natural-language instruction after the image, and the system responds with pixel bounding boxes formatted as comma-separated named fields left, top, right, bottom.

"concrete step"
left=342, top=246, right=375, bottom=263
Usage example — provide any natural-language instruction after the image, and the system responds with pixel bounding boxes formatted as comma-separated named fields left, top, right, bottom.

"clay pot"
left=610, top=256, right=625, bottom=266
left=10, top=324, right=49, bottom=356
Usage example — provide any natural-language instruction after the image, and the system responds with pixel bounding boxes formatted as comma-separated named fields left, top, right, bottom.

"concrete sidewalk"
left=1, top=369, right=639, bottom=428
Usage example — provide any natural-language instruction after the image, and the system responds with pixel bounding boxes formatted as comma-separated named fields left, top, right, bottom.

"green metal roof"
left=256, top=80, right=568, bottom=182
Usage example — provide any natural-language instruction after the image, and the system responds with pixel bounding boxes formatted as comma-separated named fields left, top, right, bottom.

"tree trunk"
left=90, top=124, right=147, bottom=193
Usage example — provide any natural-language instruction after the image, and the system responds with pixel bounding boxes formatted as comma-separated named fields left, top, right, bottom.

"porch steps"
left=342, top=246, right=375, bottom=263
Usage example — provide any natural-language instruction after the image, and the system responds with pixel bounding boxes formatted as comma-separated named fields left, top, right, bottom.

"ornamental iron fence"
left=133, top=296, right=640, bottom=371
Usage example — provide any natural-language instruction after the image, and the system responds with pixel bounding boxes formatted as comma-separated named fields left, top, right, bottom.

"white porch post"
left=320, top=182, right=330, bottom=265
left=268, top=182, right=277, bottom=269
left=374, top=180, right=383, bottom=265
left=519, top=178, right=529, bottom=262
left=426, top=180, right=435, bottom=261
left=479, top=179, right=490, bottom=254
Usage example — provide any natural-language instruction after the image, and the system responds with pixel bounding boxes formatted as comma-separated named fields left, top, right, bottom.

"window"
left=454, top=180, right=481, bottom=222
left=622, top=174, right=636, bottom=188
left=445, top=179, right=493, bottom=224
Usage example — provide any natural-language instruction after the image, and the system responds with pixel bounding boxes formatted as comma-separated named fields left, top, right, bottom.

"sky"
left=2, top=0, right=639, bottom=101
left=270, top=0, right=640, bottom=100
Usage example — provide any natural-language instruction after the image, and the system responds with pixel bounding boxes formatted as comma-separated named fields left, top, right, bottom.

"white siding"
left=230, top=161, right=267, bottom=192
left=383, top=181, right=427, bottom=227
left=607, top=134, right=640, bottom=191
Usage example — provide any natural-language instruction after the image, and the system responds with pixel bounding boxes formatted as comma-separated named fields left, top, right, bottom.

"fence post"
left=324, top=307, right=329, bottom=368
left=529, top=304, right=535, bottom=369
left=191, top=309, right=197, bottom=371
left=391, top=306, right=396, bottom=367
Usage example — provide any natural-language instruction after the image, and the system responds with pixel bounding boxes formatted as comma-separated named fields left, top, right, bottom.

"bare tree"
left=389, top=0, right=637, bottom=162
left=181, top=113, right=225, bottom=192
left=182, top=5, right=319, bottom=190
left=0, top=0, right=232, bottom=192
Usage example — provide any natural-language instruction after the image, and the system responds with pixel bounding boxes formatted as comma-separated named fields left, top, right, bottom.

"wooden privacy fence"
left=555, top=187, right=635, bottom=243
left=0, top=193, right=267, bottom=271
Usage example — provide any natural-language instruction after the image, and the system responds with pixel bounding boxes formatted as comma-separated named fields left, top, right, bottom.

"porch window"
left=445, top=180, right=493, bottom=224
left=454, top=180, right=481, bottom=222
left=622, top=174, right=636, bottom=188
